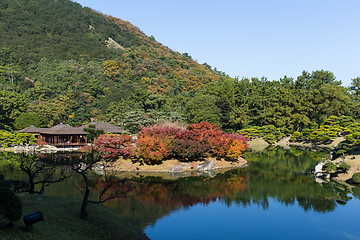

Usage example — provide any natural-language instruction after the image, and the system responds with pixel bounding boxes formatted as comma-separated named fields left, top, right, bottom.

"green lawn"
left=0, top=194, right=149, bottom=240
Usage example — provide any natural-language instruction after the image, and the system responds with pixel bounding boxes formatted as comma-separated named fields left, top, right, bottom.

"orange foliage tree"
left=210, top=133, right=248, bottom=159
left=135, top=135, right=168, bottom=164
left=135, top=125, right=180, bottom=164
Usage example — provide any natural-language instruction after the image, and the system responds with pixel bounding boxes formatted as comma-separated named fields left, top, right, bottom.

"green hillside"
left=0, top=0, right=142, bottom=62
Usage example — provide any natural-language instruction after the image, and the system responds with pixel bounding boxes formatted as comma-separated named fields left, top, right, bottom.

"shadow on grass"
left=0, top=194, right=149, bottom=240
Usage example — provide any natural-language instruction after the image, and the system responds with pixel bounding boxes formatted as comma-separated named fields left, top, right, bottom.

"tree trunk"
left=80, top=172, right=90, bottom=219
left=28, top=175, right=35, bottom=194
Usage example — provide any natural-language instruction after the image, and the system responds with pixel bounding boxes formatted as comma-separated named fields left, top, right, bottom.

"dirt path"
left=108, top=157, right=248, bottom=174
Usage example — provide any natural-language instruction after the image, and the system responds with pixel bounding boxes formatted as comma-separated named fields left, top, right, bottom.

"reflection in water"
left=1, top=146, right=360, bottom=237
left=104, top=146, right=360, bottom=229
left=88, top=169, right=249, bottom=229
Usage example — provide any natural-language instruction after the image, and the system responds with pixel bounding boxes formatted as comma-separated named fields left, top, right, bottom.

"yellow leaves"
left=227, top=140, right=246, bottom=158
left=140, top=77, right=151, bottom=86
left=103, top=60, right=120, bottom=79
left=59, top=95, right=70, bottom=103
left=103, top=60, right=118, bottom=69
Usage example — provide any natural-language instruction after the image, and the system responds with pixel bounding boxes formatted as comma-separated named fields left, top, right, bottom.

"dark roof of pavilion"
left=78, top=122, right=125, bottom=134
left=18, top=125, right=42, bottom=133
left=40, top=123, right=89, bottom=135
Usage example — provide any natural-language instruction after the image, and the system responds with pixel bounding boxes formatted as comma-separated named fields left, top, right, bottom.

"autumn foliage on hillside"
left=90, top=121, right=248, bottom=164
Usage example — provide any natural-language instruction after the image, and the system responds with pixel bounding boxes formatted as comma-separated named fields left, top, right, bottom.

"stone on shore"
left=314, top=161, right=326, bottom=176
left=179, top=163, right=191, bottom=169
left=314, top=160, right=335, bottom=179
left=197, top=160, right=218, bottom=171
left=93, top=164, right=104, bottom=175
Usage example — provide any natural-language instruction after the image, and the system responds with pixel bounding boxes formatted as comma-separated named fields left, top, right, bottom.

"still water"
left=1, top=147, right=360, bottom=240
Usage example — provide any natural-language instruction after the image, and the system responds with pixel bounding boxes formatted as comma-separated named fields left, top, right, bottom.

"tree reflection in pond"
left=102, top=146, right=360, bottom=228
left=87, top=171, right=249, bottom=229
left=1, top=146, right=360, bottom=232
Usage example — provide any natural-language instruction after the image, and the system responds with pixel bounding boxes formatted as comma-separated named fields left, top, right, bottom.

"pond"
left=1, top=147, right=360, bottom=240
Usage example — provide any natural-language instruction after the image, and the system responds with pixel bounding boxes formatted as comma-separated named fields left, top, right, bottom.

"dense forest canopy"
left=0, top=0, right=360, bottom=140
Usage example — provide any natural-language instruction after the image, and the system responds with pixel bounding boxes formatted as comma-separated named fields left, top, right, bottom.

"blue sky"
left=74, top=0, right=360, bottom=86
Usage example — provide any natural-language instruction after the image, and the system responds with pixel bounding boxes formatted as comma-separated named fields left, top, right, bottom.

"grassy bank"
left=0, top=194, right=149, bottom=240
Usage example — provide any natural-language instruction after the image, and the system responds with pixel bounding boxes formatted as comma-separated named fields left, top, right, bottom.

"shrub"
left=225, top=138, right=247, bottom=158
left=338, top=163, right=350, bottom=172
left=290, top=131, right=302, bottom=141
left=187, top=121, right=223, bottom=140
left=239, top=125, right=284, bottom=143
left=93, top=134, right=135, bottom=159
left=264, top=134, right=277, bottom=144
left=0, top=188, right=22, bottom=226
left=301, top=128, right=312, bottom=139
left=135, top=125, right=180, bottom=163
left=185, top=122, right=224, bottom=158
left=352, top=172, right=360, bottom=184
left=0, top=131, right=37, bottom=147
left=335, top=142, right=351, bottom=158
left=139, top=125, right=180, bottom=143
left=37, top=139, right=47, bottom=146
left=170, top=130, right=211, bottom=160
left=136, top=135, right=169, bottom=164
left=322, top=162, right=337, bottom=173
left=0, top=175, right=22, bottom=226
left=309, top=126, right=338, bottom=142
left=210, top=133, right=248, bottom=159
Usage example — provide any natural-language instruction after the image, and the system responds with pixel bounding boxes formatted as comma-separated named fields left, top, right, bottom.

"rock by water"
left=169, top=166, right=184, bottom=173
left=197, top=161, right=218, bottom=171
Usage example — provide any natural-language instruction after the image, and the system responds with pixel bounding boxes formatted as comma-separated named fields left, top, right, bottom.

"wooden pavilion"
left=38, top=123, right=89, bottom=147
left=18, top=125, right=43, bottom=139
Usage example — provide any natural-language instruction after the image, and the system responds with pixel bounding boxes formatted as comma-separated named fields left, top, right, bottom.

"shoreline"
left=247, top=137, right=360, bottom=183
left=3, top=138, right=359, bottom=181
left=247, top=137, right=344, bottom=152
left=106, top=157, right=248, bottom=175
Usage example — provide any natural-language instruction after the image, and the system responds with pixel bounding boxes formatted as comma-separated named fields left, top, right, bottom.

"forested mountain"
left=0, top=0, right=359, bottom=137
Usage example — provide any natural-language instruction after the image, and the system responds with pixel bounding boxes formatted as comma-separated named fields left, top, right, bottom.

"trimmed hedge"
left=352, top=172, right=360, bottom=184
left=322, top=162, right=337, bottom=173
left=338, top=163, right=350, bottom=172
